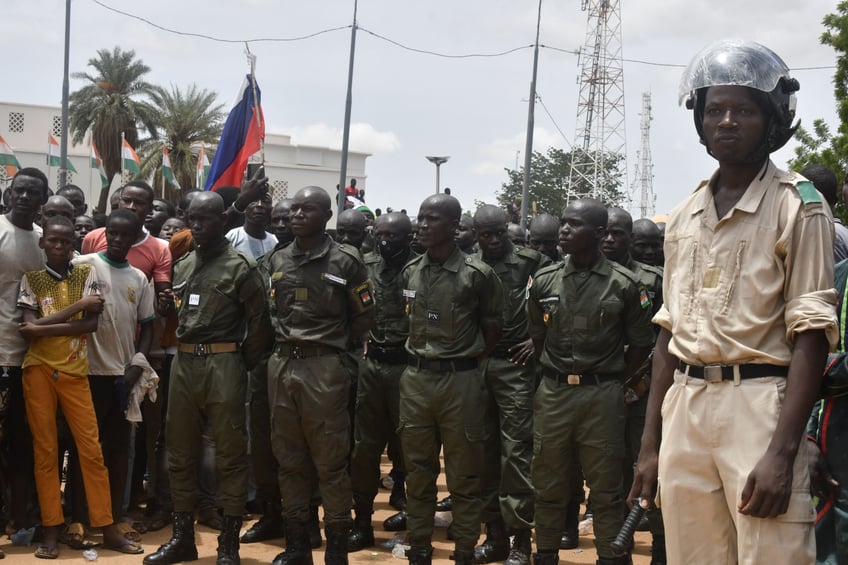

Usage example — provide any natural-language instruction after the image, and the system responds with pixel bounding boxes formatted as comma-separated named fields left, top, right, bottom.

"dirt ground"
left=3, top=458, right=654, bottom=564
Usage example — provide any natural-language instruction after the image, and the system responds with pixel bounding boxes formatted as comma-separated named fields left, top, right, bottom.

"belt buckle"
left=290, top=346, right=304, bottom=360
left=194, top=343, right=210, bottom=356
left=703, top=365, right=723, bottom=383
left=567, top=374, right=581, bottom=385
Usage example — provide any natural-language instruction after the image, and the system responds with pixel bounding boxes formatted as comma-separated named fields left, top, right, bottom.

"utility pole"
left=337, top=0, right=358, bottom=213
left=519, top=0, right=543, bottom=229
left=59, top=0, right=71, bottom=189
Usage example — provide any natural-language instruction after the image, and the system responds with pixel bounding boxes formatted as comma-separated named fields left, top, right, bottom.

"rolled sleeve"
left=785, top=289, right=838, bottom=348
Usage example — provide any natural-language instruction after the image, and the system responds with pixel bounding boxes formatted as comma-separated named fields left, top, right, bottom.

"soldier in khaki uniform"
left=472, top=205, right=550, bottom=565
left=348, top=212, right=416, bottom=551
left=400, top=194, right=504, bottom=565
left=146, top=192, right=273, bottom=565
left=528, top=198, right=654, bottom=565
left=265, top=186, right=375, bottom=565
left=602, top=207, right=666, bottom=564
left=631, top=40, right=838, bottom=565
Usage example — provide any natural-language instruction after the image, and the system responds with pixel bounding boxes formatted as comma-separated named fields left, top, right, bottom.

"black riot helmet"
left=680, top=39, right=800, bottom=157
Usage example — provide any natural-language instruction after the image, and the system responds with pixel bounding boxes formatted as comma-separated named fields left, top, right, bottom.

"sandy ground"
left=3, top=458, right=654, bottom=564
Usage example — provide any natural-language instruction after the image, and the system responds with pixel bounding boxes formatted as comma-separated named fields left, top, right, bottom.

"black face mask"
left=377, top=239, right=408, bottom=262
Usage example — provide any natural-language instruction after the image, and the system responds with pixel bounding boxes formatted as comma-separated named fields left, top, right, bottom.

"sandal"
left=114, top=521, right=142, bottom=542
left=34, top=544, right=59, bottom=559
left=59, top=522, right=86, bottom=549
left=102, top=539, right=144, bottom=555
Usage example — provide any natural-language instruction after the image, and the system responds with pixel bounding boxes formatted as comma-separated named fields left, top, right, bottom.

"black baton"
left=611, top=499, right=646, bottom=555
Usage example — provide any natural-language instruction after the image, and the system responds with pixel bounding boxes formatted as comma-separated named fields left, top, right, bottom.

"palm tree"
left=69, top=47, right=159, bottom=212
left=138, top=84, right=224, bottom=202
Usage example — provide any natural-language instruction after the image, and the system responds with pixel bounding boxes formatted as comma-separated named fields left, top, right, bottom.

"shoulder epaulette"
left=336, top=243, right=365, bottom=263
left=794, top=180, right=824, bottom=205
left=633, top=260, right=664, bottom=279
left=609, top=261, right=642, bottom=287
left=534, top=262, right=562, bottom=279
left=516, top=245, right=543, bottom=263
left=363, top=251, right=381, bottom=265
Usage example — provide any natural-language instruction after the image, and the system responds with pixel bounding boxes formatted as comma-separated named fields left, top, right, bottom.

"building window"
left=56, top=170, right=73, bottom=188
left=271, top=180, right=289, bottom=202
left=52, top=115, right=63, bottom=137
left=9, top=112, right=24, bottom=133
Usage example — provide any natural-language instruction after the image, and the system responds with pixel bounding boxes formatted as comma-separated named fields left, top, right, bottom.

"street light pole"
left=425, top=156, right=449, bottom=194
left=59, top=0, right=71, bottom=189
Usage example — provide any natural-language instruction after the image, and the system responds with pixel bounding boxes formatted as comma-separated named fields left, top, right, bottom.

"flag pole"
left=121, top=132, right=125, bottom=185
left=161, top=145, right=165, bottom=199
left=245, top=46, right=264, bottom=166
left=88, top=135, right=93, bottom=191
left=47, top=132, right=52, bottom=186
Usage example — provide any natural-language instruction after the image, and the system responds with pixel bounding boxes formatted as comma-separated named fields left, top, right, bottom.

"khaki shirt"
left=477, top=242, right=551, bottom=343
left=266, top=234, right=375, bottom=350
left=363, top=251, right=416, bottom=346
left=528, top=254, right=655, bottom=374
left=173, top=239, right=273, bottom=369
left=402, top=247, right=503, bottom=359
left=654, top=160, right=838, bottom=365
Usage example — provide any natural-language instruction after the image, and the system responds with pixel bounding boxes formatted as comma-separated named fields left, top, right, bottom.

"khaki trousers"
left=658, top=370, right=815, bottom=565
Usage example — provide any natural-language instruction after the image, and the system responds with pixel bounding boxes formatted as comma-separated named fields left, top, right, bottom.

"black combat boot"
left=532, top=551, right=559, bottom=565
left=596, top=555, right=632, bottom=565
left=271, top=520, right=314, bottom=565
left=308, top=505, right=322, bottom=548
left=216, top=515, right=242, bottom=565
left=650, top=535, right=666, bottom=565
left=472, top=518, right=510, bottom=563
left=346, top=506, right=374, bottom=552
left=324, top=522, right=351, bottom=565
left=382, top=510, right=407, bottom=531
left=435, top=495, right=453, bottom=512
left=143, top=512, right=198, bottom=565
left=453, top=548, right=475, bottom=565
left=406, top=546, right=433, bottom=565
left=504, top=529, right=532, bottom=565
left=241, top=499, right=285, bottom=543
left=559, top=500, right=580, bottom=550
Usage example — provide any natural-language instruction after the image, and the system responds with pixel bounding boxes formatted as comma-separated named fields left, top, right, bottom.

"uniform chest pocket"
left=197, top=279, right=238, bottom=325
left=599, top=298, right=623, bottom=328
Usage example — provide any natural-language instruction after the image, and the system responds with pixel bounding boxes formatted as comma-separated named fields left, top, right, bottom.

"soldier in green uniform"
left=528, top=213, right=560, bottom=262
left=348, top=212, right=416, bottom=551
left=528, top=198, right=654, bottom=565
left=472, top=205, right=550, bottom=565
left=145, top=192, right=273, bottom=565
left=265, top=186, right=375, bottom=565
left=630, top=219, right=663, bottom=268
left=400, top=194, right=504, bottom=565
left=241, top=199, right=294, bottom=545
left=602, top=207, right=666, bottom=565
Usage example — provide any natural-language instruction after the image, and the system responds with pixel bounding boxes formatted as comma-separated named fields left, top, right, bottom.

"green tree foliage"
left=495, top=147, right=625, bottom=220
left=68, top=47, right=159, bottom=212
left=138, top=84, right=224, bottom=201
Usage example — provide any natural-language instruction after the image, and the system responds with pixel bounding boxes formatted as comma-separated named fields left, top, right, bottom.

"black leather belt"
left=678, top=361, right=788, bottom=382
left=366, top=341, right=408, bottom=364
left=544, top=371, right=620, bottom=386
left=407, top=355, right=478, bottom=372
left=276, top=343, right=340, bottom=360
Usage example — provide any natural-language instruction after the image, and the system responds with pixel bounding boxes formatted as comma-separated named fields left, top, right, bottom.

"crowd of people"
left=0, top=38, right=847, bottom=565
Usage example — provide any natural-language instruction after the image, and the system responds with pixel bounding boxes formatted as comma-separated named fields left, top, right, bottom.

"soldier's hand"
left=738, top=451, right=793, bottom=518
left=808, top=440, right=838, bottom=500
left=508, top=339, right=535, bottom=366
left=158, top=289, right=175, bottom=315
left=629, top=447, right=659, bottom=510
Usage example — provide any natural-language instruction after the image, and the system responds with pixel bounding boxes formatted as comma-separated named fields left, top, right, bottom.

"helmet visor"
left=679, top=39, right=792, bottom=105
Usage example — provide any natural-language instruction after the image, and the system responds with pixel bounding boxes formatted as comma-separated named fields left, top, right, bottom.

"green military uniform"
left=527, top=254, right=654, bottom=558
left=168, top=239, right=272, bottom=518
left=245, top=244, right=291, bottom=521
left=265, top=234, right=374, bottom=525
left=400, top=247, right=504, bottom=554
left=477, top=242, right=549, bottom=530
left=350, top=250, right=416, bottom=514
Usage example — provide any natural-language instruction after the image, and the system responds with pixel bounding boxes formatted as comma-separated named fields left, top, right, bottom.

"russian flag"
left=205, top=74, right=264, bottom=191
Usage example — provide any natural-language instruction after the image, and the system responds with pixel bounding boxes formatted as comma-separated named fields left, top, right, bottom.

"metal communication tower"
left=630, top=91, right=655, bottom=218
left=568, top=0, right=627, bottom=203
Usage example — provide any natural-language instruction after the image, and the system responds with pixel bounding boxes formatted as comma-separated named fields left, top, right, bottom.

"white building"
left=0, top=101, right=369, bottom=222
